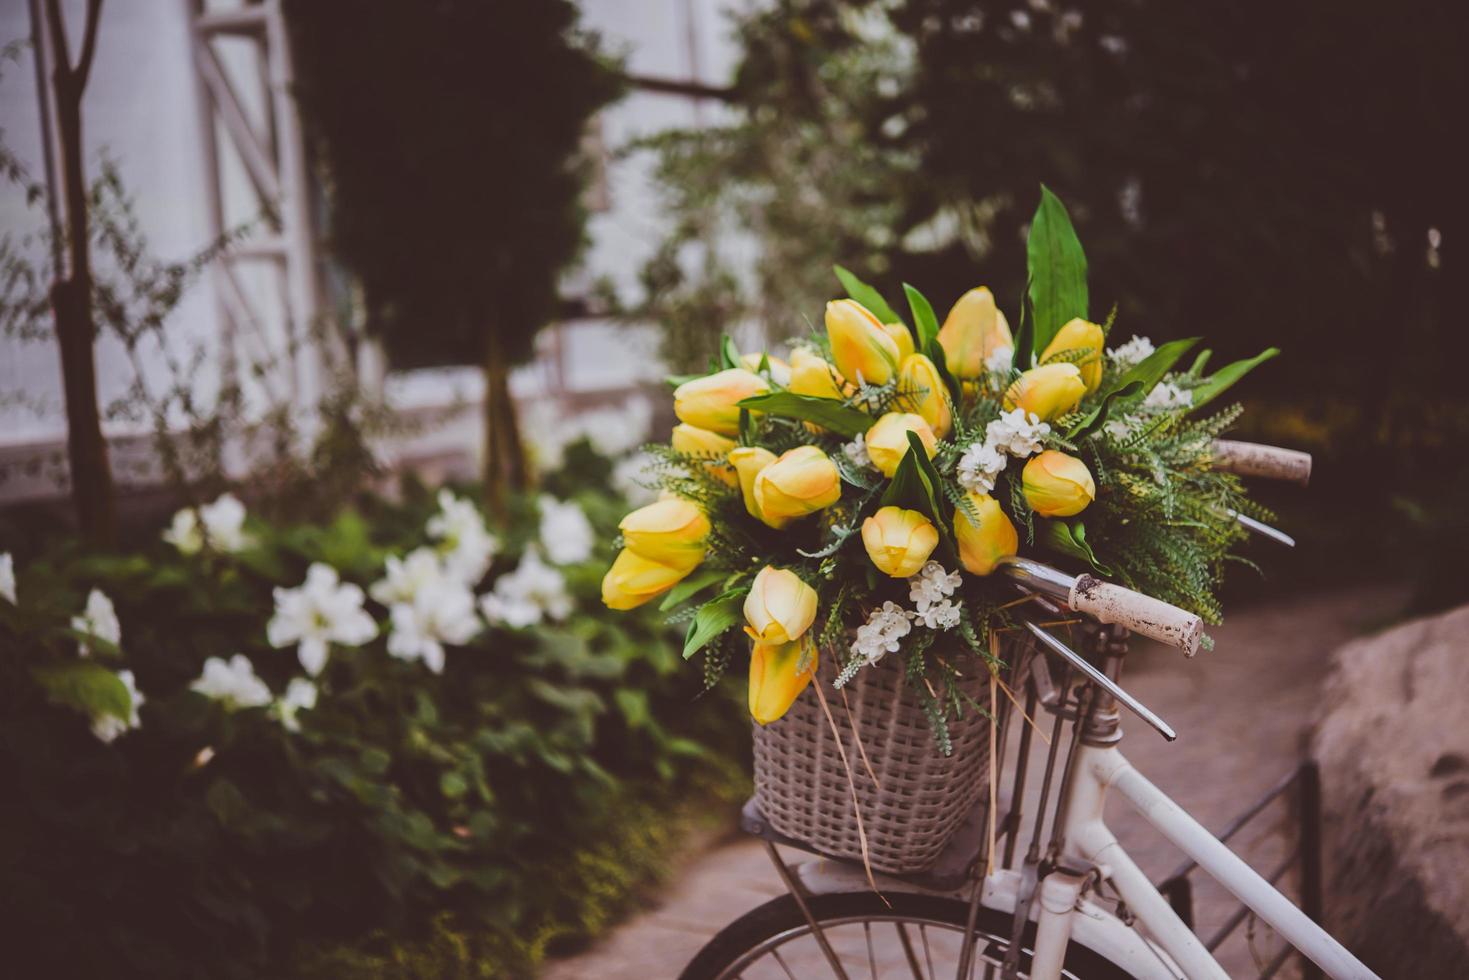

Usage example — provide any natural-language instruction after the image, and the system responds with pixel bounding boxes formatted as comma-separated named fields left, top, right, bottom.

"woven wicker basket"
left=752, top=646, right=991, bottom=875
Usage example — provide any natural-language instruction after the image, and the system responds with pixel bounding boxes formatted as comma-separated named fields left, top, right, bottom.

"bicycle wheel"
left=679, top=890, right=1131, bottom=980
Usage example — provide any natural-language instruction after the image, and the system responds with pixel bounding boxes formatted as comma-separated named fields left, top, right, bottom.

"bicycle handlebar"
left=1210, top=440, right=1312, bottom=486
left=999, top=557, right=1204, bottom=656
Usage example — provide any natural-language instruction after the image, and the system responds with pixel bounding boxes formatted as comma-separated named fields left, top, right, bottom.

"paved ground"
left=543, top=585, right=1406, bottom=979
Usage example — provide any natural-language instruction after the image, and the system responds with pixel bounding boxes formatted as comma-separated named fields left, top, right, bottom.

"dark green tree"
left=285, top=0, right=621, bottom=513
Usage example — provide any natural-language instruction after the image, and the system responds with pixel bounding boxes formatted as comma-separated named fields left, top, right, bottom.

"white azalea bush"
left=0, top=448, right=745, bottom=978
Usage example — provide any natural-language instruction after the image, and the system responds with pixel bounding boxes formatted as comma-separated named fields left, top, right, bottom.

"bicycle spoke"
left=770, top=947, right=798, bottom=980
left=864, top=921, right=876, bottom=980
left=895, top=922, right=926, bottom=979
left=920, top=922, right=937, bottom=980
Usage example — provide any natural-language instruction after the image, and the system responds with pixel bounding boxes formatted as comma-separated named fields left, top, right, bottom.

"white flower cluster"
left=538, top=494, right=595, bottom=565
left=267, top=564, right=379, bottom=676
left=72, top=588, right=121, bottom=656
left=526, top=399, right=654, bottom=471
left=370, top=547, right=481, bottom=674
left=426, top=489, right=500, bottom=586
left=956, top=408, right=1051, bottom=494
left=843, top=433, right=875, bottom=471
left=1142, top=381, right=1193, bottom=412
left=985, top=345, right=1016, bottom=377
left=189, top=654, right=319, bottom=731
left=479, top=547, right=572, bottom=628
left=908, top=561, right=963, bottom=630
left=851, top=601, right=912, bottom=665
left=163, top=493, right=253, bottom=554
left=1108, top=334, right=1155, bottom=368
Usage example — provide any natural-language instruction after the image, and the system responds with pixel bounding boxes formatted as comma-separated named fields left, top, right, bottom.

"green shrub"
left=0, top=444, right=745, bottom=978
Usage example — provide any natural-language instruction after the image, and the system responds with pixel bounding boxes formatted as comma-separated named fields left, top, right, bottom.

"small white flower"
left=93, top=669, right=143, bottom=743
left=1102, top=419, right=1134, bottom=441
left=72, top=588, right=121, bottom=656
left=984, top=408, right=1051, bottom=458
left=611, top=451, right=659, bottom=505
left=386, top=582, right=481, bottom=674
left=0, top=552, right=15, bottom=604
left=370, top=547, right=446, bottom=606
left=191, top=654, right=272, bottom=709
left=851, top=601, right=914, bottom=666
left=163, top=493, right=252, bottom=554
left=908, top=562, right=964, bottom=630
left=479, top=548, right=573, bottom=628
left=538, top=496, right=595, bottom=565
left=985, top=345, right=1015, bottom=376
left=956, top=441, right=1007, bottom=494
left=266, top=563, right=379, bottom=676
left=1142, top=380, right=1193, bottom=412
left=273, top=678, right=318, bottom=733
left=1108, top=335, right=1155, bottom=368
left=426, top=490, right=499, bottom=586
left=843, top=433, right=876, bottom=471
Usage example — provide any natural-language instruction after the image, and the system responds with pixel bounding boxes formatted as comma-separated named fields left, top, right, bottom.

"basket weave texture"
left=752, top=646, right=991, bottom=875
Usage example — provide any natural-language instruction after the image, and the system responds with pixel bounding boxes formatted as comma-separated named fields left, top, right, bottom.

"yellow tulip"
left=601, top=548, right=691, bottom=610
left=898, top=353, right=953, bottom=439
left=673, top=368, right=770, bottom=435
left=825, top=299, right=901, bottom=386
left=754, top=446, right=841, bottom=524
left=954, top=491, right=1019, bottom=575
left=671, top=423, right=738, bottom=487
left=864, top=412, right=938, bottom=478
left=1022, top=450, right=1096, bottom=517
left=744, top=566, right=818, bottom=644
left=788, top=348, right=852, bottom=403
left=882, top=322, right=916, bottom=362
left=740, top=352, right=792, bottom=386
left=938, top=287, right=1013, bottom=378
left=862, top=506, right=940, bottom=578
left=619, top=499, right=710, bottom=571
left=1003, top=363, right=1087, bottom=421
left=729, top=446, right=783, bottom=527
left=1040, top=318, right=1105, bottom=393
left=749, top=636, right=817, bottom=725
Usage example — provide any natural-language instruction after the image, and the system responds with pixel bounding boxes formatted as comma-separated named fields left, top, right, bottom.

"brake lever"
left=1023, top=620, right=1178, bottom=742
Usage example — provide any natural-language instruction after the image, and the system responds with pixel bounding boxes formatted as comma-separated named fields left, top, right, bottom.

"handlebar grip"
left=1068, top=575, right=1204, bottom=656
left=1210, top=440, right=1312, bottom=486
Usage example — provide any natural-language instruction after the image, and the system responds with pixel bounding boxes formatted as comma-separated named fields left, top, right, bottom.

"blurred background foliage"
left=639, top=0, right=1468, bottom=612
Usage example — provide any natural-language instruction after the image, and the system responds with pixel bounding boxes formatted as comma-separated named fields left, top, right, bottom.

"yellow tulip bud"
left=673, top=368, right=770, bottom=435
left=789, top=348, right=851, bottom=400
left=619, top=499, right=710, bottom=571
left=754, top=446, right=841, bottom=524
left=938, top=287, right=1013, bottom=378
left=1003, top=363, right=1087, bottom=421
left=743, top=566, right=818, bottom=644
left=954, top=491, right=1018, bottom=575
left=897, top=354, right=953, bottom=439
left=825, top=299, right=901, bottom=386
left=882, top=322, right=916, bottom=362
left=864, top=412, right=938, bottom=479
left=861, top=506, right=940, bottom=578
left=729, top=446, right=783, bottom=527
left=749, top=636, right=817, bottom=725
left=1022, top=450, right=1096, bottom=517
left=739, top=352, right=792, bottom=386
left=671, top=423, right=738, bottom=487
left=1040, top=318, right=1105, bottom=393
left=601, top=547, right=690, bottom=610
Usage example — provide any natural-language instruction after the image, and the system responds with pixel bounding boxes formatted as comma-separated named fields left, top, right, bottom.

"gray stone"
left=1312, top=603, right=1469, bottom=980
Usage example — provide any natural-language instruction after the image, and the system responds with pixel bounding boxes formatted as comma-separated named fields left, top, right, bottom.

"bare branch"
left=74, top=0, right=103, bottom=88
left=41, top=0, right=71, bottom=80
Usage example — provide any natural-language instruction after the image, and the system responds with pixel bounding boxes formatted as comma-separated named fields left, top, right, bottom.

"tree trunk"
left=44, top=0, right=115, bottom=546
left=482, top=329, right=527, bottom=519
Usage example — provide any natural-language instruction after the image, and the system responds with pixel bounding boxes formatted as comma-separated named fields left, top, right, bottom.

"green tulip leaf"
left=879, top=431, right=957, bottom=563
left=682, top=589, right=747, bottom=659
left=1027, top=185, right=1088, bottom=356
left=1038, top=519, right=1112, bottom=575
left=1011, top=281, right=1035, bottom=372
left=719, top=335, right=742, bottom=371
left=1189, top=347, right=1280, bottom=410
left=1111, top=337, right=1200, bottom=400
left=659, top=568, right=727, bottom=611
left=834, top=264, right=902, bottom=324
left=1067, top=380, right=1144, bottom=440
left=903, top=283, right=939, bottom=350
left=1187, top=349, right=1213, bottom=378
left=737, top=391, right=873, bottom=438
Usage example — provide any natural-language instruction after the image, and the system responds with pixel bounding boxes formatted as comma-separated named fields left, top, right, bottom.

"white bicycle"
left=681, top=443, right=1378, bottom=980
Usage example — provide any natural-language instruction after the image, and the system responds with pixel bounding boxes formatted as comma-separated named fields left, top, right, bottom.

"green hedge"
left=0, top=444, right=746, bottom=978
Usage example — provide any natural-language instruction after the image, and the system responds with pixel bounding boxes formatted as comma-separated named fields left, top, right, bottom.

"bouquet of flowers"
left=602, top=188, right=1277, bottom=749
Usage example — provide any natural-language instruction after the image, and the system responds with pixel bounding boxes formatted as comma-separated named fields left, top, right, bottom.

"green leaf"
left=719, top=335, right=741, bottom=370
left=32, top=662, right=132, bottom=722
left=659, top=568, right=726, bottom=611
left=1026, top=185, right=1088, bottom=355
left=833, top=264, right=901, bottom=324
left=879, top=432, right=956, bottom=561
left=665, top=373, right=700, bottom=389
left=737, top=391, right=873, bottom=438
left=1038, top=520, right=1112, bottom=575
left=1112, top=337, right=1200, bottom=399
left=683, top=589, right=747, bottom=659
left=1189, top=347, right=1279, bottom=410
left=439, top=772, right=468, bottom=799
left=1011, top=281, right=1035, bottom=372
left=1067, top=380, right=1144, bottom=440
left=1186, top=349, right=1213, bottom=378
left=903, top=283, right=939, bottom=350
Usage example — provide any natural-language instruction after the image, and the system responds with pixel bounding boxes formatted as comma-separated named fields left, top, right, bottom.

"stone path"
left=543, top=585, right=1406, bottom=979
